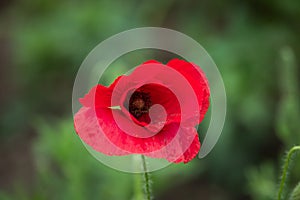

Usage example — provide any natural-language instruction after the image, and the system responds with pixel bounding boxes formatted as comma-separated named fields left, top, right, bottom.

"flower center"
left=129, top=91, right=152, bottom=118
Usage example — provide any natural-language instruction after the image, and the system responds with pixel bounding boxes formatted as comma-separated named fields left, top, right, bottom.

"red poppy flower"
left=74, top=59, right=210, bottom=163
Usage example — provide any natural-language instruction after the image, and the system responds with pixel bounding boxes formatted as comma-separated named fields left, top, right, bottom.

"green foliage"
left=276, top=47, right=300, bottom=146
left=246, top=47, right=300, bottom=200
left=0, top=192, right=12, bottom=200
left=291, top=182, right=300, bottom=200
left=275, top=47, right=300, bottom=199
left=246, top=163, right=277, bottom=200
left=32, top=119, right=133, bottom=200
left=0, top=119, right=199, bottom=200
left=0, top=0, right=300, bottom=199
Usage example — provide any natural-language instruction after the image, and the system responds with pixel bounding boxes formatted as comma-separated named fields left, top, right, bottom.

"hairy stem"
left=278, top=146, right=300, bottom=200
left=141, top=155, right=152, bottom=200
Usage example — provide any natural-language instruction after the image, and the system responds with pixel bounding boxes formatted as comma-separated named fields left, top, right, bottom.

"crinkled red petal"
left=74, top=59, right=209, bottom=163
left=167, top=59, right=210, bottom=123
left=74, top=107, right=129, bottom=156
left=79, top=76, right=124, bottom=108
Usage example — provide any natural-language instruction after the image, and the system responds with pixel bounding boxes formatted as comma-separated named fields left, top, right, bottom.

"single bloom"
left=74, top=59, right=210, bottom=163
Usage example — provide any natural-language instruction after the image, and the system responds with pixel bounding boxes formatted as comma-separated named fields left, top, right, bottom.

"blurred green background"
left=0, top=0, right=300, bottom=199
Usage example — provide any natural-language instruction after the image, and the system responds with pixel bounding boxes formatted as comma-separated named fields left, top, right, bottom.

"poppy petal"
left=144, top=126, right=200, bottom=163
left=74, top=59, right=209, bottom=163
left=74, top=107, right=129, bottom=156
left=79, top=76, right=124, bottom=108
left=167, top=59, right=210, bottom=122
left=95, top=107, right=179, bottom=153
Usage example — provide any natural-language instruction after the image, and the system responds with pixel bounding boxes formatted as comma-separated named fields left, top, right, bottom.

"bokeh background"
left=1, top=0, right=300, bottom=199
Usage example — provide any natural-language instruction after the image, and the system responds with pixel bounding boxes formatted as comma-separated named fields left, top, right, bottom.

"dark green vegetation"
left=0, top=0, right=299, bottom=199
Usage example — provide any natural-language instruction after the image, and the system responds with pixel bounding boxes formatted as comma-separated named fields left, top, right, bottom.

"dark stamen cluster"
left=129, top=91, right=152, bottom=118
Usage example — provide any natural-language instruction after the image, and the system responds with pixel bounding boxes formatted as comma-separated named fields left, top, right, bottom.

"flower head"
left=74, top=59, right=210, bottom=163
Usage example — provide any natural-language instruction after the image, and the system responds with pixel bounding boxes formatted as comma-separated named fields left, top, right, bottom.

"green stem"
left=141, top=155, right=152, bottom=200
left=278, top=146, right=300, bottom=200
left=134, top=172, right=143, bottom=200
